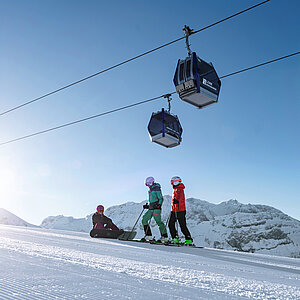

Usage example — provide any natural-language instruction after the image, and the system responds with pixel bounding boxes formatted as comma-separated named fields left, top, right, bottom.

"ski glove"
left=173, top=198, right=179, bottom=204
left=143, top=204, right=149, bottom=209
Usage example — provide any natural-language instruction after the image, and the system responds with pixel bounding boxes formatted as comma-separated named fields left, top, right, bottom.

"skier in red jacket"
left=168, top=176, right=193, bottom=245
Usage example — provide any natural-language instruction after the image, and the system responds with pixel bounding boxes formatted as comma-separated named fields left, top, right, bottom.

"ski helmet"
left=97, top=205, right=104, bottom=212
left=171, top=176, right=182, bottom=186
left=145, top=176, right=155, bottom=187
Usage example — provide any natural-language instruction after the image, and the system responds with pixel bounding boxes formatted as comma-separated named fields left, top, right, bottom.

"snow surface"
left=0, top=224, right=299, bottom=299
left=40, top=198, right=300, bottom=258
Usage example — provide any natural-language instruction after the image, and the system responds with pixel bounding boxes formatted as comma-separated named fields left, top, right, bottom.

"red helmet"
left=171, top=176, right=182, bottom=186
left=97, top=205, right=104, bottom=212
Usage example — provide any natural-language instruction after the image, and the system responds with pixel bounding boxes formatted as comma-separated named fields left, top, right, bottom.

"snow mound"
left=41, top=215, right=91, bottom=232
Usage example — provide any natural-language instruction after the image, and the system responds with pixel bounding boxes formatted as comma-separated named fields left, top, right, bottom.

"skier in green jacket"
left=142, top=176, right=168, bottom=242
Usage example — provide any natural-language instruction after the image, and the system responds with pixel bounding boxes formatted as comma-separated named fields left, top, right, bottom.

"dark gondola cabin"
left=173, top=52, right=221, bottom=108
left=148, top=108, right=182, bottom=148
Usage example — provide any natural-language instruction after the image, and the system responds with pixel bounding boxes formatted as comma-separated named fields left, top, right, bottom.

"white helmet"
left=171, top=176, right=182, bottom=186
left=145, top=176, right=155, bottom=187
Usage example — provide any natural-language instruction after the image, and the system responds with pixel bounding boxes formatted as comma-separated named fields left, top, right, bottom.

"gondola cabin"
left=173, top=52, right=221, bottom=108
left=148, top=108, right=182, bottom=148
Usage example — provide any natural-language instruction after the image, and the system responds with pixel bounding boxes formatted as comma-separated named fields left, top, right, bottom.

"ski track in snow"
left=0, top=225, right=300, bottom=299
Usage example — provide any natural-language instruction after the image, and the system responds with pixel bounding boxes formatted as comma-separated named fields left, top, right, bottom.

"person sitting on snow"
left=92, top=205, right=119, bottom=230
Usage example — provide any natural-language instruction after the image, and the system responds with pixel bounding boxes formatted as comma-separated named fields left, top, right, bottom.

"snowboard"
left=90, top=229, right=121, bottom=238
left=117, top=230, right=137, bottom=241
left=90, top=228, right=137, bottom=240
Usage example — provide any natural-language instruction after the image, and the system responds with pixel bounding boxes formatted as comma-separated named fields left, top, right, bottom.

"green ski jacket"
left=148, top=183, right=163, bottom=210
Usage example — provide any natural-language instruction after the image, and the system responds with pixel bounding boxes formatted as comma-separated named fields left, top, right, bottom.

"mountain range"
left=1, top=197, right=299, bottom=258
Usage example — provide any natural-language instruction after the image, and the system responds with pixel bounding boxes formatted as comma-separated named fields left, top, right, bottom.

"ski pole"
left=164, top=211, right=172, bottom=240
left=175, top=203, right=180, bottom=246
left=126, top=207, right=145, bottom=241
left=164, top=211, right=172, bottom=231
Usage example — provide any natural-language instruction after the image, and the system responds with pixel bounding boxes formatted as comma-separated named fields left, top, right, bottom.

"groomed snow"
left=0, top=225, right=299, bottom=299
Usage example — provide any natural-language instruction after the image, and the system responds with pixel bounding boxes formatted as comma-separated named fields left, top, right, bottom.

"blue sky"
left=0, top=0, right=299, bottom=225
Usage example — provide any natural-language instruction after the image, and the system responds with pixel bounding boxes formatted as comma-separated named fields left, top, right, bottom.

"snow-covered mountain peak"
left=0, top=208, right=35, bottom=227
left=218, top=199, right=239, bottom=205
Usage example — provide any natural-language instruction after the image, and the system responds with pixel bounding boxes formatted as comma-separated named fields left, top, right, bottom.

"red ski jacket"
left=172, top=183, right=186, bottom=212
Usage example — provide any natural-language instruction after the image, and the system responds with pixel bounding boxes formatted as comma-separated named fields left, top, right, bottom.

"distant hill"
left=41, top=215, right=91, bottom=232
left=0, top=208, right=36, bottom=227
left=40, top=197, right=300, bottom=258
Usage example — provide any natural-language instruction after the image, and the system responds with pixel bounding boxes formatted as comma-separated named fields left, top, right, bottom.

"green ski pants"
left=142, top=209, right=167, bottom=236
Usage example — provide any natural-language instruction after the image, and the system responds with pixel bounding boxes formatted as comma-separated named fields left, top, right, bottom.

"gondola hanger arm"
left=183, top=25, right=193, bottom=57
left=163, top=94, right=172, bottom=112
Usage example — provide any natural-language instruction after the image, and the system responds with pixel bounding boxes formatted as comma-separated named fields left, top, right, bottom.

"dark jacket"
left=92, top=212, right=114, bottom=227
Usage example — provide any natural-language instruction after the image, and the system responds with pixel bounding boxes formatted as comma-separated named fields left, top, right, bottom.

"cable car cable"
left=0, top=94, right=166, bottom=146
left=220, top=51, right=300, bottom=79
left=0, top=49, right=297, bottom=147
left=0, top=0, right=271, bottom=117
left=192, top=0, right=271, bottom=36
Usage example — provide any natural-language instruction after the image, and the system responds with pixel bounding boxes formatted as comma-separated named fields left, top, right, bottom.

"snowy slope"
left=40, top=198, right=300, bottom=258
left=0, top=208, right=36, bottom=227
left=0, top=224, right=299, bottom=299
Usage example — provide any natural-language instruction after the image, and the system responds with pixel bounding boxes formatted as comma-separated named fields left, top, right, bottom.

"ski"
left=149, top=240, right=168, bottom=245
left=155, top=241, right=204, bottom=248
left=125, top=239, right=154, bottom=243
left=164, top=243, right=204, bottom=248
left=124, top=238, right=204, bottom=248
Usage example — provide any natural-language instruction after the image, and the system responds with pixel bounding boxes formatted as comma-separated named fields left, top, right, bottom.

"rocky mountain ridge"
left=39, top=197, right=300, bottom=258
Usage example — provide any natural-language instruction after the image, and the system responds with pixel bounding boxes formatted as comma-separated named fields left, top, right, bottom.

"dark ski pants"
left=168, top=211, right=192, bottom=240
left=94, top=223, right=119, bottom=230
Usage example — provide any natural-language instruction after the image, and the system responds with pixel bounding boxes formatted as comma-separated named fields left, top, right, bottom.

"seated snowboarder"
left=92, top=205, right=119, bottom=230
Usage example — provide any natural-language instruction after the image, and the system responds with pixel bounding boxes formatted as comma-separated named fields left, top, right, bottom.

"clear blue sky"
left=0, top=0, right=299, bottom=225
